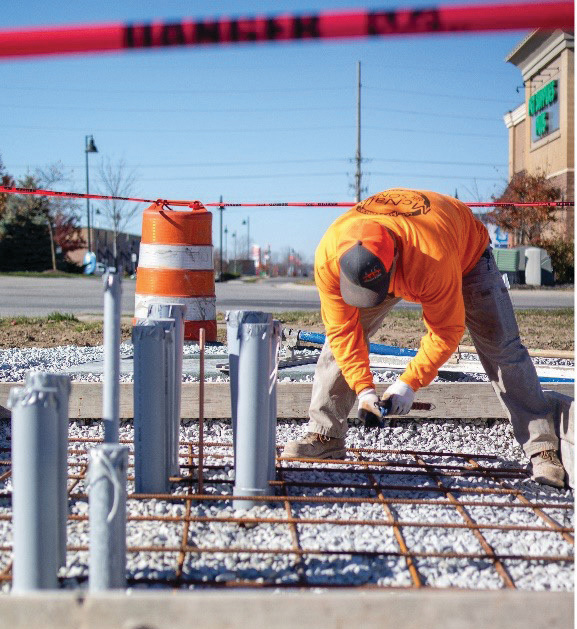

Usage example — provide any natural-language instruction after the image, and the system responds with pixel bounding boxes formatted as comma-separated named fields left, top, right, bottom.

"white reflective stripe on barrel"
left=134, top=295, right=216, bottom=321
left=138, top=243, right=213, bottom=270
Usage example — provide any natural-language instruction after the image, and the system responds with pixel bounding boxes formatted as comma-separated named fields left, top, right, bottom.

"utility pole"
left=218, top=195, right=224, bottom=278
left=355, top=61, right=362, bottom=203
left=242, top=216, right=250, bottom=259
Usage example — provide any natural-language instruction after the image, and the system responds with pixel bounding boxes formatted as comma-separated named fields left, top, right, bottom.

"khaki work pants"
left=307, top=248, right=558, bottom=458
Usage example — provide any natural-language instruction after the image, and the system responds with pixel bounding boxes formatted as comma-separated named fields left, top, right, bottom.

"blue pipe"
left=297, top=330, right=573, bottom=383
left=297, top=330, right=418, bottom=357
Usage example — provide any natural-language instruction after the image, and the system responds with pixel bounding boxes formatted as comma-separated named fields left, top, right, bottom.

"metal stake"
left=146, top=303, right=185, bottom=477
left=88, top=444, right=128, bottom=591
left=226, top=311, right=273, bottom=461
left=269, top=320, right=282, bottom=482
left=133, top=321, right=170, bottom=493
left=25, top=372, right=71, bottom=569
left=232, top=315, right=274, bottom=510
left=103, top=269, right=122, bottom=443
left=9, top=384, right=60, bottom=591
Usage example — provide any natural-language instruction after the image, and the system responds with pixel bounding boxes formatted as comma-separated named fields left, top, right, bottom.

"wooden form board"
left=0, top=381, right=573, bottom=420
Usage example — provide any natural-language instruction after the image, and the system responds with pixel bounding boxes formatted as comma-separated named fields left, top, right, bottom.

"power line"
left=1, top=84, right=517, bottom=105
left=364, top=84, right=515, bottom=104
left=0, top=122, right=504, bottom=138
left=0, top=102, right=350, bottom=115
left=87, top=171, right=503, bottom=183
left=365, top=106, right=499, bottom=122
left=7, top=157, right=506, bottom=170
left=364, top=125, right=503, bottom=139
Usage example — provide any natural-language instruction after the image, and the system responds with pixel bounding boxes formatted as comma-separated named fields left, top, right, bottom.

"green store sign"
left=529, top=79, right=559, bottom=141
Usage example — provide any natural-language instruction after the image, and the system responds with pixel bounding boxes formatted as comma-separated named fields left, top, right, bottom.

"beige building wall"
left=504, top=29, right=574, bottom=242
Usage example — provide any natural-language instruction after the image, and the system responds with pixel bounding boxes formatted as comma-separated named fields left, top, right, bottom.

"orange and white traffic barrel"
left=134, top=202, right=217, bottom=341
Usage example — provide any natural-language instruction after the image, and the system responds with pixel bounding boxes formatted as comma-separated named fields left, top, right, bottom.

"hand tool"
left=359, top=397, right=435, bottom=431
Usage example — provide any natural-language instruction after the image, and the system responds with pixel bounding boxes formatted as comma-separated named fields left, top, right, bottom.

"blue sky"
left=0, top=1, right=532, bottom=262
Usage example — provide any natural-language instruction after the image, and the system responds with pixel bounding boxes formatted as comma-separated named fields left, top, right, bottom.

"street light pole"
left=242, top=216, right=250, bottom=259
left=85, top=135, right=98, bottom=253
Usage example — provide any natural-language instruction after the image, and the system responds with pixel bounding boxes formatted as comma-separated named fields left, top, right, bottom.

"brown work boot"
left=530, top=450, right=565, bottom=489
left=281, top=432, right=346, bottom=459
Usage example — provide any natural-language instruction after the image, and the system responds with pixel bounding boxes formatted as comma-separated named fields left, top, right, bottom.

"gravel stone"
left=0, top=342, right=573, bottom=593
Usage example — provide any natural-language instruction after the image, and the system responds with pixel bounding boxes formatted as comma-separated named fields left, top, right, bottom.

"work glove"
left=357, top=387, right=381, bottom=425
left=382, top=379, right=415, bottom=415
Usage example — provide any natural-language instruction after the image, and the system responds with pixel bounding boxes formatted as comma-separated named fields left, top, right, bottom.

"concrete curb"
left=0, top=590, right=573, bottom=629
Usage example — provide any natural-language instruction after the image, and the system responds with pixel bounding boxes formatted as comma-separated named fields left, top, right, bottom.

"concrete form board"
left=0, top=591, right=573, bottom=629
left=0, top=382, right=574, bottom=420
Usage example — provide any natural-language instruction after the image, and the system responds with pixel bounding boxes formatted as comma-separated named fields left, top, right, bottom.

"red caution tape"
left=0, top=185, right=192, bottom=208
left=0, top=2, right=572, bottom=59
left=205, top=201, right=576, bottom=208
left=0, top=186, right=573, bottom=209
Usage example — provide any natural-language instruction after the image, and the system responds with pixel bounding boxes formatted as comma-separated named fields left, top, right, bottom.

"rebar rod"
left=413, top=454, right=516, bottom=589
left=55, top=544, right=573, bottom=563
left=276, top=471, right=308, bottom=587
left=464, top=456, right=575, bottom=546
left=366, top=471, right=423, bottom=587
left=198, top=327, right=205, bottom=495
left=175, top=442, right=196, bottom=585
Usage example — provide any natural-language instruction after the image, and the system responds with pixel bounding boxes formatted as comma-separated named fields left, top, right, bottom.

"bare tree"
left=34, top=163, right=84, bottom=271
left=97, top=157, right=142, bottom=262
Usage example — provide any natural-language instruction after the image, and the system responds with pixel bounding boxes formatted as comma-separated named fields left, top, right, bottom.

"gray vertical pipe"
left=268, top=320, right=281, bottom=483
left=133, top=321, right=170, bottom=493
left=25, top=373, right=70, bottom=569
left=9, top=384, right=60, bottom=591
left=147, top=303, right=185, bottom=477
left=232, top=316, right=273, bottom=510
left=103, top=270, right=122, bottom=444
left=226, top=311, right=272, bottom=461
left=88, top=444, right=128, bottom=591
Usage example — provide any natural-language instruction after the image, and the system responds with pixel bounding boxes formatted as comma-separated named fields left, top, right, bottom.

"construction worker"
left=281, top=188, right=565, bottom=489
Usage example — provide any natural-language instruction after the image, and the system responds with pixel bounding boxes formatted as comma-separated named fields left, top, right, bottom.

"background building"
left=70, top=227, right=141, bottom=274
left=503, top=29, right=574, bottom=240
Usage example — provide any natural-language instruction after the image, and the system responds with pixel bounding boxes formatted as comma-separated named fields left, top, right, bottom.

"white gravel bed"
left=0, top=413, right=573, bottom=593
left=500, top=559, right=573, bottom=590
left=412, top=557, right=504, bottom=589
left=0, top=343, right=572, bottom=384
left=0, top=512, right=11, bottom=573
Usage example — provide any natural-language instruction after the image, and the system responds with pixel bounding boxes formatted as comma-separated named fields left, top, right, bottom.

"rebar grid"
left=0, top=433, right=574, bottom=590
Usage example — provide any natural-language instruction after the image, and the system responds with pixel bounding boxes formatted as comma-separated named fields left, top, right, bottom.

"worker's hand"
left=382, top=379, right=415, bottom=415
left=357, top=387, right=381, bottom=423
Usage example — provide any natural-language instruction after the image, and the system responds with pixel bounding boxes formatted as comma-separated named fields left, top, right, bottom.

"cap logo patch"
left=362, top=267, right=382, bottom=283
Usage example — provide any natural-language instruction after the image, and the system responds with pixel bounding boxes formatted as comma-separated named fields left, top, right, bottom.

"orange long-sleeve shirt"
left=314, top=189, right=490, bottom=394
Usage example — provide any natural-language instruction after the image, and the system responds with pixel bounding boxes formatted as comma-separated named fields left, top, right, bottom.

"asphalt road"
left=0, top=275, right=573, bottom=317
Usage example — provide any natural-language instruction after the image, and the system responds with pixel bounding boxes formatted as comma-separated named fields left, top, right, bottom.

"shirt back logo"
left=355, top=190, right=431, bottom=217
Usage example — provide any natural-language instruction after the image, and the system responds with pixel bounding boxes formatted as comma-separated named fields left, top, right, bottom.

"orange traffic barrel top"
left=135, top=202, right=217, bottom=341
